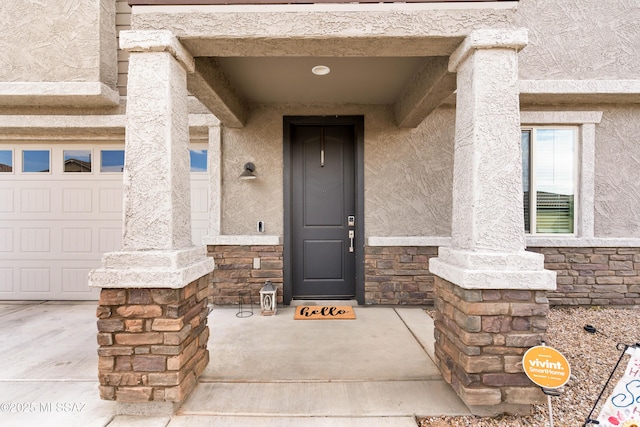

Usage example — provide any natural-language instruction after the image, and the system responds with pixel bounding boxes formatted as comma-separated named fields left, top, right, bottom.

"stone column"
left=89, top=30, right=214, bottom=415
left=429, top=29, right=556, bottom=415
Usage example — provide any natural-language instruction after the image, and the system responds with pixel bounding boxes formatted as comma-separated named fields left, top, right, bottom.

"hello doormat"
left=294, top=306, right=356, bottom=320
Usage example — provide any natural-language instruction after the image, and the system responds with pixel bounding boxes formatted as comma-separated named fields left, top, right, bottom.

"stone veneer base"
left=433, top=276, right=548, bottom=415
left=529, top=247, right=640, bottom=306
left=96, top=274, right=210, bottom=410
left=208, top=245, right=283, bottom=305
left=364, top=246, right=436, bottom=305
left=206, top=245, right=640, bottom=306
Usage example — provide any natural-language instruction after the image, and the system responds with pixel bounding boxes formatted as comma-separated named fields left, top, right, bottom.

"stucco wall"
left=10, top=0, right=634, bottom=97
left=365, top=107, right=453, bottom=237
left=513, top=0, right=640, bottom=80
left=594, top=105, right=640, bottom=238
left=221, top=103, right=640, bottom=240
left=0, top=0, right=117, bottom=86
left=124, top=0, right=640, bottom=81
left=221, top=106, right=284, bottom=236
left=220, top=105, right=454, bottom=238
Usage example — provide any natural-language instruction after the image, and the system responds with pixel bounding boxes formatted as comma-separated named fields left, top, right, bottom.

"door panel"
left=291, top=124, right=355, bottom=299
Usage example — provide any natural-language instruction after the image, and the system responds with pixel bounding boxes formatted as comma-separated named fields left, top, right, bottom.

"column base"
left=433, top=275, right=549, bottom=415
left=96, top=275, right=211, bottom=409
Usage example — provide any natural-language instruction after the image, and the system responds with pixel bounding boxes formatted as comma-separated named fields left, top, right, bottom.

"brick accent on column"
left=97, top=275, right=210, bottom=403
left=529, top=247, right=640, bottom=306
left=433, top=276, right=548, bottom=415
left=207, top=245, right=283, bottom=305
left=364, top=246, right=436, bottom=305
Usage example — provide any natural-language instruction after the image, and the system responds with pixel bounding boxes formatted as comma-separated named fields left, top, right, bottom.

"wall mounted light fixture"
left=240, top=162, right=257, bottom=180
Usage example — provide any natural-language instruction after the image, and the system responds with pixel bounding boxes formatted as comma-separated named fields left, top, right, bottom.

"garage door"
left=0, top=143, right=209, bottom=300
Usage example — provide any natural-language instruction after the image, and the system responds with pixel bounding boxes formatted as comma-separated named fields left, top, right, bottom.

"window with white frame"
left=522, top=127, right=577, bottom=235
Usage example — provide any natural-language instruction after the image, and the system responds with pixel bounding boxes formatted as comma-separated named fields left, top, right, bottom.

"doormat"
left=294, top=306, right=355, bottom=320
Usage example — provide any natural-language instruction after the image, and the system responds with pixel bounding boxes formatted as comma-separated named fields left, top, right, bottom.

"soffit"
left=215, top=57, right=427, bottom=104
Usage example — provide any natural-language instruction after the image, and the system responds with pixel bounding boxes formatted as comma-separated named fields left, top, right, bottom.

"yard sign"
left=523, top=345, right=571, bottom=389
left=596, top=346, right=640, bottom=427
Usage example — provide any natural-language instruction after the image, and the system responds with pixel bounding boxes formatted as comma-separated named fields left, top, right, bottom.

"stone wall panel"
left=96, top=275, right=210, bottom=403
left=433, top=276, right=549, bottom=415
left=529, top=247, right=640, bottom=306
left=208, top=245, right=283, bottom=305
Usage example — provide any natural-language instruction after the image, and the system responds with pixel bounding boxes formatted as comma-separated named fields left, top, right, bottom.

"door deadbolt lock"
left=348, top=215, right=355, bottom=227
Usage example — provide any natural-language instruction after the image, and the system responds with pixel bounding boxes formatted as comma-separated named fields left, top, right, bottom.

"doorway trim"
left=283, top=116, right=365, bottom=305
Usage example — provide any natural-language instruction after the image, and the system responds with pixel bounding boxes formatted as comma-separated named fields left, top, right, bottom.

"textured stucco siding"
left=221, top=106, right=284, bottom=236
left=0, top=0, right=117, bottom=86
left=125, top=0, right=640, bottom=80
left=220, top=103, right=640, bottom=241
left=365, top=107, right=453, bottom=238
left=130, top=8, right=509, bottom=57
left=512, top=0, right=640, bottom=80
left=220, top=104, right=454, bottom=238
left=116, top=0, right=132, bottom=97
left=6, top=0, right=636, bottom=93
left=594, top=105, right=640, bottom=238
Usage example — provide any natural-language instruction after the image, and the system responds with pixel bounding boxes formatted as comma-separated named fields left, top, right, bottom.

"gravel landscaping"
left=419, top=306, right=640, bottom=427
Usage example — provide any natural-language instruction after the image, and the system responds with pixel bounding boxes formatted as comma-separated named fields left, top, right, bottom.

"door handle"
left=348, top=230, right=354, bottom=253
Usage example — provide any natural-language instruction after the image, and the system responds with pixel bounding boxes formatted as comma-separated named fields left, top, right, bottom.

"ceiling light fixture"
left=312, top=65, right=331, bottom=76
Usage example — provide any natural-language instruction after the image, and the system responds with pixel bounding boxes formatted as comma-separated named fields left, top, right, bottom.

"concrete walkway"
left=0, top=302, right=470, bottom=427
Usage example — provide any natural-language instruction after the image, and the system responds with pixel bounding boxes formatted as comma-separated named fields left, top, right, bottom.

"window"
left=100, top=150, right=125, bottom=172
left=23, top=150, right=50, bottom=173
left=522, top=128, right=577, bottom=235
left=189, top=149, right=207, bottom=172
left=0, top=150, right=12, bottom=172
left=64, top=150, right=92, bottom=173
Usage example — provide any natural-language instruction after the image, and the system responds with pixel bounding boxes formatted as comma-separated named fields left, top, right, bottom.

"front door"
left=284, top=117, right=362, bottom=301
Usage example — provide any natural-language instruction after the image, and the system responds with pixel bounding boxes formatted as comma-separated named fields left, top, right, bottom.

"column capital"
left=119, top=30, right=194, bottom=73
left=448, top=28, right=528, bottom=73
left=89, top=246, right=214, bottom=289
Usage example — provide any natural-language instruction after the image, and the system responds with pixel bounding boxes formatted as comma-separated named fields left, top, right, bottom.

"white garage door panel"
left=0, top=144, right=210, bottom=301
left=2, top=220, right=122, bottom=260
left=0, top=261, right=101, bottom=299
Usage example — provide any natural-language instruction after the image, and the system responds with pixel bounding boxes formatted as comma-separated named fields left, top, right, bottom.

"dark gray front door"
left=289, top=122, right=356, bottom=299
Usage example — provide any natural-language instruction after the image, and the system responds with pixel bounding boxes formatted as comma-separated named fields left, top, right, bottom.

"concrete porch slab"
left=395, top=307, right=437, bottom=362
left=108, top=415, right=419, bottom=427
left=180, top=380, right=469, bottom=417
left=185, top=306, right=470, bottom=422
left=106, top=415, right=171, bottom=427
left=168, top=415, right=419, bottom=426
left=201, top=306, right=441, bottom=382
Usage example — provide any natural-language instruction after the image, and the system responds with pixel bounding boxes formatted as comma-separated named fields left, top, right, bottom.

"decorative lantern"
left=259, top=281, right=277, bottom=316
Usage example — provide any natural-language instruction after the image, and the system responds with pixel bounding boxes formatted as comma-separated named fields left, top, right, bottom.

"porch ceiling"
left=216, top=57, right=426, bottom=104
left=187, top=54, right=456, bottom=128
